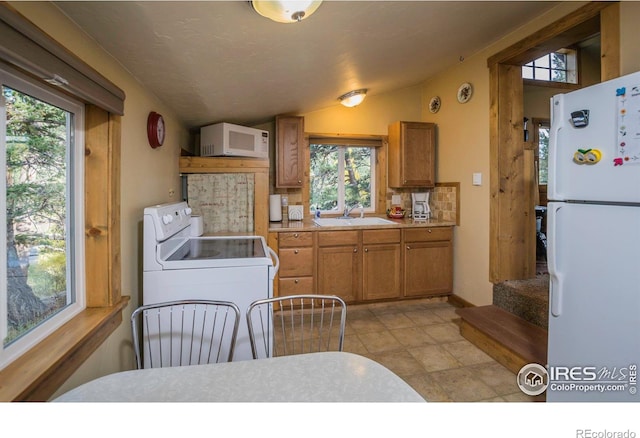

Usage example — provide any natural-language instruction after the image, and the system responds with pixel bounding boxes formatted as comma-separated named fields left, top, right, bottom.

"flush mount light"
left=251, top=1, right=323, bottom=23
left=338, top=89, right=367, bottom=108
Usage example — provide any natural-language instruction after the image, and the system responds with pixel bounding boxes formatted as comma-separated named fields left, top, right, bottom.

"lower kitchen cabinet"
left=403, top=227, right=453, bottom=297
left=273, top=225, right=453, bottom=303
left=362, top=229, right=401, bottom=301
left=317, top=230, right=360, bottom=303
left=275, top=231, right=315, bottom=297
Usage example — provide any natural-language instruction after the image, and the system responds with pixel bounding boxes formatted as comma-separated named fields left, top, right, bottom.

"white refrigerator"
left=547, top=71, right=640, bottom=402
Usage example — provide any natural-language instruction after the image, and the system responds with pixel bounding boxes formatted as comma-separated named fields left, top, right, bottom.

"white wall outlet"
left=472, top=173, right=482, bottom=186
left=168, top=188, right=176, bottom=198
left=391, top=194, right=401, bottom=205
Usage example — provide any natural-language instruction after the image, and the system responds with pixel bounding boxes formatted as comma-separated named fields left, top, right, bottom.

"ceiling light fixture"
left=251, top=1, right=323, bottom=23
left=338, top=89, right=367, bottom=108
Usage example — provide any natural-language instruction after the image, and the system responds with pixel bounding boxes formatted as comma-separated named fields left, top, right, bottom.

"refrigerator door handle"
left=547, top=202, right=562, bottom=317
left=549, top=274, right=563, bottom=317
left=548, top=96, right=563, bottom=201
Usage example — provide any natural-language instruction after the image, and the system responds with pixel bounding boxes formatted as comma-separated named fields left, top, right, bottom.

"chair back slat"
left=131, top=299, right=240, bottom=369
left=247, top=295, right=347, bottom=359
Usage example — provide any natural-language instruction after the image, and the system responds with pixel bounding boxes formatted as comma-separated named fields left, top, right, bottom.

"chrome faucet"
left=342, top=204, right=362, bottom=218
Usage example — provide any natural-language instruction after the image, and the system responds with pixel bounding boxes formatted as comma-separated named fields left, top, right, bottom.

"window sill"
left=0, top=296, right=129, bottom=401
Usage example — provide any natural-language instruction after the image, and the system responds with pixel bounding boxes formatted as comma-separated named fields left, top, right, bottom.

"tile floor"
left=342, top=297, right=540, bottom=402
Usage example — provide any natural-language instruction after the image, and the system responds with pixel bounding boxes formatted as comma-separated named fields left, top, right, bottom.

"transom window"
left=1, top=66, right=85, bottom=369
left=522, top=48, right=578, bottom=84
left=309, top=141, right=377, bottom=215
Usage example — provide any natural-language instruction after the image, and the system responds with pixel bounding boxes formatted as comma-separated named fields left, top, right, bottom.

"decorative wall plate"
left=457, top=82, right=473, bottom=104
left=429, top=96, right=441, bottom=113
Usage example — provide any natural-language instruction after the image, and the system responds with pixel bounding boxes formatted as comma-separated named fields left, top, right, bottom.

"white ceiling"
left=54, top=1, right=559, bottom=129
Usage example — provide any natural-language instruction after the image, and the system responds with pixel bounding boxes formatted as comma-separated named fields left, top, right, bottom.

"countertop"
left=269, top=215, right=455, bottom=232
left=53, top=352, right=426, bottom=402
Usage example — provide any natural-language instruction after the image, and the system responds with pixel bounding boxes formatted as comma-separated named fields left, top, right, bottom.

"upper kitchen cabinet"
left=388, top=121, right=436, bottom=188
left=276, top=115, right=305, bottom=188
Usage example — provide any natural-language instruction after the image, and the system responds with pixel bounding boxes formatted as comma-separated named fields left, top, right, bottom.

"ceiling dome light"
left=338, top=89, right=367, bottom=108
left=251, top=1, right=323, bottom=23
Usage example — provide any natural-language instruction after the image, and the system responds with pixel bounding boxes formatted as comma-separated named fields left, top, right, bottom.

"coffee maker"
left=411, top=192, right=431, bottom=221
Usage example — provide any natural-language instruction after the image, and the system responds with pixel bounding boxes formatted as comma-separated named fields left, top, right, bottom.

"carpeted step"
left=493, top=275, right=549, bottom=329
left=456, top=305, right=548, bottom=374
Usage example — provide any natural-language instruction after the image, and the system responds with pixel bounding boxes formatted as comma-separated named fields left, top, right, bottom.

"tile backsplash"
left=387, top=183, right=458, bottom=223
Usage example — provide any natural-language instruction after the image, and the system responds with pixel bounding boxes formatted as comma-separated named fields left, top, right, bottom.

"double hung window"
left=0, top=65, right=85, bottom=369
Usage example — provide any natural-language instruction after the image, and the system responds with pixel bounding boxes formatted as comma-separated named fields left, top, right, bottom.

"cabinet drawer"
left=278, top=247, right=314, bottom=277
left=279, top=277, right=314, bottom=296
left=363, top=229, right=400, bottom=244
left=279, top=231, right=313, bottom=248
left=403, top=227, right=452, bottom=243
left=318, top=230, right=359, bottom=247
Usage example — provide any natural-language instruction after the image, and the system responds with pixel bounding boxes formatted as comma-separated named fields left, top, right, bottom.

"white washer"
left=142, top=201, right=278, bottom=362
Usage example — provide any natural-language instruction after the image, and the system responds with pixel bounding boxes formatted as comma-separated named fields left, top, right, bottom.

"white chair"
left=131, top=299, right=240, bottom=369
left=246, top=294, right=347, bottom=359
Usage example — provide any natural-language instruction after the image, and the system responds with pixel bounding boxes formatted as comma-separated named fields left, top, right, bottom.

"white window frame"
left=310, top=143, right=376, bottom=215
left=0, top=65, right=85, bottom=370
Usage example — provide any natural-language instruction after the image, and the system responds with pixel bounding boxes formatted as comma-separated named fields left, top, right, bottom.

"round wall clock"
left=429, top=96, right=441, bottom=113
left=147, top=111, right=165, bottom=148
left=457, top=83, right=473, bottom=104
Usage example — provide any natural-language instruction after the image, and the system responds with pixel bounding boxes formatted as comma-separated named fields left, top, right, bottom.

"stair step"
left=456, top=305, right=547, bottom=374
left=493, top=275, right=549, bottom=329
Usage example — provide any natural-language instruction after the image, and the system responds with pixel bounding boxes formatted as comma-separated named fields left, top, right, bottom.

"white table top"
left=53, top=352, right=425, bottom=402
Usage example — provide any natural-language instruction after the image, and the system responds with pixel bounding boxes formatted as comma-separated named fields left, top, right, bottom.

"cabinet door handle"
left=294, top=279, right=299, bottom=284
left=406, top=245, right=411, bottom=250
left=428, top=229, right=432, bottom=233
left=364, top=248, right=368, bottom=252
left=294, top=249, right=299, bottom=254
left=293, top=233, right=299, bottom=238
left=353, top=248, right=358, bottom=253
left=297, top=180, right=302, bottom=184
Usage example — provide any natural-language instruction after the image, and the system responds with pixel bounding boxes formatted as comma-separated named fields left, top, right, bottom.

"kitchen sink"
left=313, top=217, right=397, bottom=227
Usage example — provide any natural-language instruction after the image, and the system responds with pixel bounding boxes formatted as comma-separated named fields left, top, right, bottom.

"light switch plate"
left=472, top=173, right=482, bottom=186
left=391, top=194, right=401, bottom=205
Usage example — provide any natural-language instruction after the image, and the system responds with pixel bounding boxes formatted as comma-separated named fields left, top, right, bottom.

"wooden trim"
left=448, top=294, right=474, bottom=308
left=179, top=156, right=269, bottom=172
left=600, top=2, right=620, bottom=81
left=85, top=106, right=121, bottom=306
left=0, top=297, right=129, bottom=401
left=0, top=104, right=125, bottom=401
left=487, top=2, right=608, bottom=67
left=489, top=2, right=620, bottom=283
left=179, top=156, right=271, bottom=239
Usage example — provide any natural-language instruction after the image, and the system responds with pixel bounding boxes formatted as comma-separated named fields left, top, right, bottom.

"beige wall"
left=303, top=85, right=423, bottom=135
left=7, top=2, right=189, bottom=397
left=305, top=2, right=593, bottom=306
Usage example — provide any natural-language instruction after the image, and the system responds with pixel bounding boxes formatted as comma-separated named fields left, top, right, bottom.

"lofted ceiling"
left=54, top=1, right=560, bottom=129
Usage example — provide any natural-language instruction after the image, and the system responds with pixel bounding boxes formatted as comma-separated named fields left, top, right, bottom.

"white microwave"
left=200, top=122, right=269, bottom=159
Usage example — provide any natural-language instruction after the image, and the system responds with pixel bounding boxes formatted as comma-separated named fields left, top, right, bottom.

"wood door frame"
left=488, top=2, right=620, bottom=283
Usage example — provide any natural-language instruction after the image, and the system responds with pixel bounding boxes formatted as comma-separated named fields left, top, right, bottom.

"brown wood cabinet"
left=317, top=230, right=360, bottom=303
left=388, top=121, right=436, bottom=188
left=273, top=225, right=452, bottom=303
left=277, top=231, right=315, bottom=297
left=276, top=115, right=304, bottom=188
left=362, top=229, right=401, bottom=301
left=403, top=227, right=453, bottom=297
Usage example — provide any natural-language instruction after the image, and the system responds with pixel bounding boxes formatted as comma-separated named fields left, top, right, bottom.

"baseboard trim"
left=448, top=294, right=474, bottom=308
